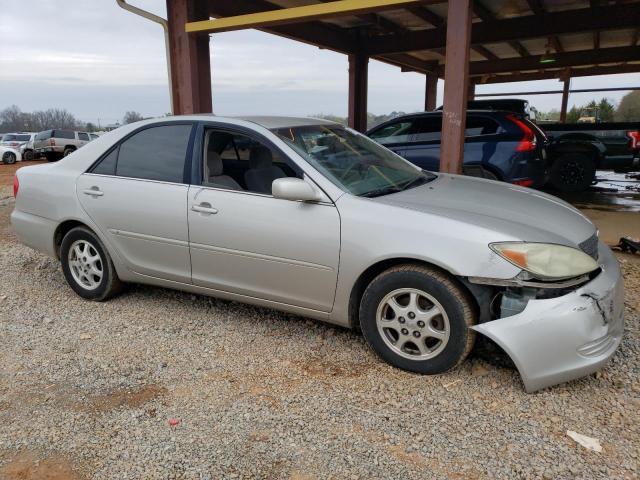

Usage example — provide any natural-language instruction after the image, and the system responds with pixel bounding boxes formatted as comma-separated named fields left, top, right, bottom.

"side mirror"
left=272, top=177, right=321, bottom=202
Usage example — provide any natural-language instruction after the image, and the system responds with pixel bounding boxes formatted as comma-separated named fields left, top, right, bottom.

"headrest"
left=207, top=151, right=223, bottom=176
left=249, top=146, right=273, bottom=170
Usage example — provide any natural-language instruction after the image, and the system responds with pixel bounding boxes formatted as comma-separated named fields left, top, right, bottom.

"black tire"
left=23, top=150, right=34, bottom=161
left=359, top=264, right=476, bottom=375
left=2, top=151, right=17, bottom=165
left=63, top=147, right=75, bottom=157
left=60, top=227, right=122, bottom=301
left=45, top=152, right=57, bottom=162
left=549, top=153, right=596, bottom=192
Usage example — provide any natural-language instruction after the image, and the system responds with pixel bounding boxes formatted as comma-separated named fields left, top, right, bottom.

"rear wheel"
left=60, top=227, right=122, bottom=301
left=2, top=152, right=17, bottom=165
left=63, top=147, right=75, bottom=157
left=23, top=150, right=34, bottom=161
left=45, top=152, right=57, bottom=162
left=359, top=264, right=476, bottom=374
left=549, top=153, right=596, bottom=192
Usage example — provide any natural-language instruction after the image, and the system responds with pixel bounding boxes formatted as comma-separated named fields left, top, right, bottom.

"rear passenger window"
left=116, top=125, right=192, bottom=183
left=465, top=117, right=500, bottom=137
left=92, top=148, right=118, bottom=176
left=78, top=132, right=89, bottom=141
left=55, top=130, right=75, bottom=139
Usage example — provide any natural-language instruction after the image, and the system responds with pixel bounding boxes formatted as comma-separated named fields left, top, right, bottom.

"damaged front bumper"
left=472, top=241, right=624, bottom=392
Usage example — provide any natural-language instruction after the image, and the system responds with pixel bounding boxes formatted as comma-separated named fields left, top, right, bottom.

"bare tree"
left=123, top=111, right=144, bottom=124
left=0, top=105, right=29, bottom=132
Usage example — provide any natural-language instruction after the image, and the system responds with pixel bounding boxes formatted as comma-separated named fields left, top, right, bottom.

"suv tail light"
left=507, top=114, right=537, bottom=152
left=13, top=175, right=19, bottom=198
left=50, top=138, right=56, bottom=146
left=10, top=142, right=19, bottom=148
left=628, top=130, right=640, bottom=150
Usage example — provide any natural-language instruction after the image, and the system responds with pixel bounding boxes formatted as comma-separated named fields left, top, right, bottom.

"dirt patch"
left=83, top=384, right=167, bottom=413
left=296, top=357, right=371, bottom=379
left=0, top=451, right=83, bottom=480
left=578, top=209, right=640, bottom=245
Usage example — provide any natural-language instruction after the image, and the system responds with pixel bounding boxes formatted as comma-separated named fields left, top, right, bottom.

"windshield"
left=272, top=124, right=434, bottom=197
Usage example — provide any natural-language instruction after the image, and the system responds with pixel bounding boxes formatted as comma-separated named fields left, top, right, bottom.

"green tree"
left=598, top=98, right=616, bottom=122
left=615, top=91, right=640, bottom=121
left=566, top=106, right=581, bottom=123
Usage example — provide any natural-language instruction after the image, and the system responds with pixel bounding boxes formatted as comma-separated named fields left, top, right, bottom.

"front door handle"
left=191, top=203, right=218, bottom=215
left=83, top=187, right=103, bottom=197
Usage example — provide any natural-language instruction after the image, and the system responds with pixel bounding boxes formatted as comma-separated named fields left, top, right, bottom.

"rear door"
left=76, top=123, right=194, bottom=283
left=399, top=117, right=443, bottom=171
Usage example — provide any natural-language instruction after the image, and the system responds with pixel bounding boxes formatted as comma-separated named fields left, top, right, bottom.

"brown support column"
left=560, top=78, right=570, bottom=123
left=348, top=53, right=368, bottom=132
left=440, top=0, right=472, bottom=174
left=424, top=72, right=438, bottom=111
left=167, top=0, right=212, bottom=114
left=467, top=82, right=476, bottom=101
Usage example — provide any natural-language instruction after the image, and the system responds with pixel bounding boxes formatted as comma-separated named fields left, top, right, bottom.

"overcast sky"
left=1, top=0, right=638, bottom=125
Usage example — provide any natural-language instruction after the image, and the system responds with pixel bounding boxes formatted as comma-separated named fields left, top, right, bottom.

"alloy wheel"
left=376, top=288, right=450, bottom=360
left=68, top=240, right=103, bottom=290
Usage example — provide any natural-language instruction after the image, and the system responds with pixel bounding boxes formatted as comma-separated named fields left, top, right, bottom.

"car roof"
left=233, top=116, right=338, bottom=129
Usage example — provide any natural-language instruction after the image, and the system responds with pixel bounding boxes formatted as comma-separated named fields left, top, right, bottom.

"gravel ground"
left=0, top=183, right=639, bottom=479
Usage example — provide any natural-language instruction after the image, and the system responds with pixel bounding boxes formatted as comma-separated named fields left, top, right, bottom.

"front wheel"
left=359, top=264, right=476, bottom=375
left=2, top=152, right=17, bottom=165
left=60, top=227, right=122, bottom=301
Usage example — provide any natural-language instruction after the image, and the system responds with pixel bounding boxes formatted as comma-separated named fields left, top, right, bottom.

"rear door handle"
left=83, top=188, right=103, bottom=197
left=191, top=203, right=218, bottom=215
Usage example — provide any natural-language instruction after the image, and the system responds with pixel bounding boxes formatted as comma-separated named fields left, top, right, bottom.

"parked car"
left=33, top=129, right=93, bottom=161
left=1, top=132, right=38, bottom=160
left=1, top=145, right=22, bottom=164
left=11, top=116, right=623, bottom=392
left=368, top=111, right=550, bottom=188
left=540, top=122, right=640, bottom=192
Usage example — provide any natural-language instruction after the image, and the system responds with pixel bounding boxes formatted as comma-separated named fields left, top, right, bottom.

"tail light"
left=512, top=179, right=534, bottom=187
left=50, top=138, right=56, bottom=146
left=628, top=130, right=640, bottom=150
left=10, top=142, right=19, bottom=148
left=507, top=114, right=537, bottom=152
left=13, top=175, right=19, bottom=198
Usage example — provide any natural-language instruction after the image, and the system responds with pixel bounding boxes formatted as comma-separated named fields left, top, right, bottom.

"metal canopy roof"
left=202, top=0, right=640, bottom=84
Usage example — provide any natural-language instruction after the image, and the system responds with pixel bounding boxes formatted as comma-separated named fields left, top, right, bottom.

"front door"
left=187, top=127, right=340, bottom=312
left=77, top=123, right=194, bottom=283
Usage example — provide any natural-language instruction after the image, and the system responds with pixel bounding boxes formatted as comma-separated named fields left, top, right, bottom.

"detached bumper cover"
left=472, top=241, right=624, bottom=392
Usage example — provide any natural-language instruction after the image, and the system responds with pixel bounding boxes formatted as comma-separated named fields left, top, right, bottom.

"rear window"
left=53, top=130, right=75, bottom=139
left=465, top=116, right=501, bottom=137
left=36, top=130, right=53, bottom=140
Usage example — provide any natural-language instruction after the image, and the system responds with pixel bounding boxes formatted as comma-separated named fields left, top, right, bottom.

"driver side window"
left=202, top=129, right=301, bottom=195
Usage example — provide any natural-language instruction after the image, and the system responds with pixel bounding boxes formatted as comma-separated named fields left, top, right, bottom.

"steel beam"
left=476, top=86, right=640, bottom=97
left=208, top=0, right=356, bottom=54
left=348, top=54, right=369, bottom=132
left=188, top=0, right=432, bottom=34
left=167, top=0, right=212, bottom=114
left=476, top=64, right=640, bottom=84
left=460, top=46, right=640, bottom=76
left=440, top=0, right=471, bottom=175
left=366, top=4, right=640, bottom=55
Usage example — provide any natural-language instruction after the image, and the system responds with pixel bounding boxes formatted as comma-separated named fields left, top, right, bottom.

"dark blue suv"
left=367, top=111, right=549, bottom=188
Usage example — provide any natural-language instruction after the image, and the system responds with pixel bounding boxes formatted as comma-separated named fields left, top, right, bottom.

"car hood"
left=370, top=174, right=595, bottom=246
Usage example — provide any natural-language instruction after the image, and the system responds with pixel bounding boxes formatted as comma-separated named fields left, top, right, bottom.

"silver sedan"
left=11, top=116, right=624, bottom=392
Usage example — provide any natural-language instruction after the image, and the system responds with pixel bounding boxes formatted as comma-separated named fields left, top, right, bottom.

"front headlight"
left=490, top=242, right=598, bottom=279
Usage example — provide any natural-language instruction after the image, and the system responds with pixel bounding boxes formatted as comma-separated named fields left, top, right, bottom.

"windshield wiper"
left=360, top=185, right=403, bottom=198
